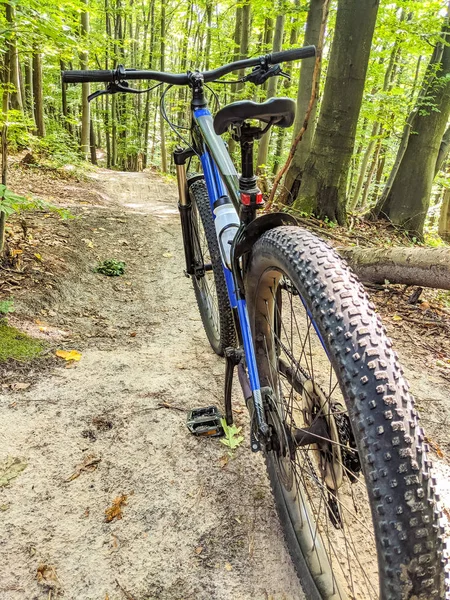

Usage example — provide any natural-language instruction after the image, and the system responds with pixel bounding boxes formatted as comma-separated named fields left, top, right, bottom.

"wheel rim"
left=191, top=201, right=221, bottom=338
left=254, top=268, right=380, bottom=600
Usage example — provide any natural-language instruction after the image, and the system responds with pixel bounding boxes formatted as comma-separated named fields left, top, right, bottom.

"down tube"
left=199, top=150, right=237, bottom=309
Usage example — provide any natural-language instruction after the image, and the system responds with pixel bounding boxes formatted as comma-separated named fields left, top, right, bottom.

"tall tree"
left=373, top=16, right=450, bottom=236
left=5, top=3, right=23, bottom=112
left=293, top=0, right=380, bottom=223
left=32, top=50, right=45, bottom=137
left=439, top=188, right=450, bottom=241
left=159, top=0, right=167, bottom=173
left=80, top=0, right=90, bottom=159
left=256, top=7, right=285, bottom=170
left=282, top=0, right=328, bottom=200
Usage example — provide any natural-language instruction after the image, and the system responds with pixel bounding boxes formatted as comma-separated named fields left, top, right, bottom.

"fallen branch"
left=115, top=579, right=135, bottom=600
left=338, top=246, right=450, bottom=291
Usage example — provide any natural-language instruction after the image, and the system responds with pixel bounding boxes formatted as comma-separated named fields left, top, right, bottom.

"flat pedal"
left=186, top=406, right=224, bottom=437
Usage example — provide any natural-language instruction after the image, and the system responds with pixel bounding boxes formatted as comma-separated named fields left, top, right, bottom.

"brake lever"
left=243, top=64, right=283, bottom=86
left=88, top=80, right=149, bottom=103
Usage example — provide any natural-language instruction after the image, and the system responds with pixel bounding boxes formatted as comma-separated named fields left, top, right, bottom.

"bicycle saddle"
left=213, top=97, right=296, bottom=135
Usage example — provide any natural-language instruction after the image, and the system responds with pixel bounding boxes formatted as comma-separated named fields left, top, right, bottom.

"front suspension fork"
left=174, top=147, right=196, bottom=276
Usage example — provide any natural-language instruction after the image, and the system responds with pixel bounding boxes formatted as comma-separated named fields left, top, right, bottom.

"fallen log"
left=337, top=246, right=450, bottom=291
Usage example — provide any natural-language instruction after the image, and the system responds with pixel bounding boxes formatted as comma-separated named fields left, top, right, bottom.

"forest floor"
left=0, top=163, right=449, bottom=600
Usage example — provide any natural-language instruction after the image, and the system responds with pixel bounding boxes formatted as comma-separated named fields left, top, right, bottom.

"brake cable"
left=88, top=80, right=163, bottom=103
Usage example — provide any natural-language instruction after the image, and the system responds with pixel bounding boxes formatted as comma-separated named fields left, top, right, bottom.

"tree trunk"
left=90, top=118, right=97, bottom=165
left=32, top=51, right=45, bottom=137
left=24, top=57, right=34, bottom=119
left=373, top=19, right=450, bottom=236
left=293, top=0, right=379, bottom=223
left=282, top=0, right=328, bottom=202
left=80, top=0, right=90, bottom=159
left=204, top=0, right=212, bottom=71
left=438, top=188, right=450, bottom=242
left=236, top=1, right=251, bottom=91
left=339, top=246, right=450, bottom=291
left=5, top=3, right=23, bottom=112
left=227, top=4, right=245, bottom=156
left=159, top=1, right=167, bottom=173
left=272, top=1, right=301, bottom=177
left=142, top=0, right=155, bottom=169
left=257, top=10, right=285, bottom=171
left=435, top=124, right=450, bottom=176
left=0, top=14, right=10, bottom=255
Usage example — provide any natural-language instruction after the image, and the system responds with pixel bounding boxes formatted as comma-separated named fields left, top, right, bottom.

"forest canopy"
left=1, top=0, right=450, bottom=240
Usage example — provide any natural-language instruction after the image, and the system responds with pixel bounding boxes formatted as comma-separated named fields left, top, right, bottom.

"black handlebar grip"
left=269, top=46, right=316, bottom=65
left=62, top=70, right=116, bottom=84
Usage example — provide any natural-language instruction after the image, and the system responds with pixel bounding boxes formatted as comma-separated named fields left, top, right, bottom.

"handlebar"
left=62, top=46, right=316, bottom=85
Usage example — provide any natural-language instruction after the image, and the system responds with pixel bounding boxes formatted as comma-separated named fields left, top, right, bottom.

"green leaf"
left=220, top=418, right=244, bottom=451
left=0, top=457, right=27, bottom=488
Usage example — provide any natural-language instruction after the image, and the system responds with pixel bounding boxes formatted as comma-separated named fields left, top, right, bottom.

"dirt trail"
left=0, top=170, right=304, bottom=600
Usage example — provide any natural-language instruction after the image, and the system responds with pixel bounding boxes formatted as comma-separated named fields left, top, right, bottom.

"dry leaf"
left=195, top=546, right=203, bottom=555
left=219, top=455, right=229, bottom=469
left=224, top=562, right=233, bottom=571
left=55, top=349, right=82, bottom=362
left=162, top=252, right=173, bottom=258
left=64, top=454, right=101, bottom=482
left=392, top=315, right=403, bottom=322
left=36, top=564, right=60, bottom=589
left=82, top=238, right=94, bottom=248
left=0, top=504, right=9, bottom=511
left=0, top=457, right=27, bottom=487
left=10, top=382, right=31, bottom=391
left=34, top=253, right=42, bottom=261
left=425, top=437, right=444, bottom=458
left=105, top=494, right=128, bottom=522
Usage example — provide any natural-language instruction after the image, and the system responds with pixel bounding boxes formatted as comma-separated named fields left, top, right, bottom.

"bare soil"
left=0, top=169, right=303, bottom=600
left=1, top=166, right=449, bottom=600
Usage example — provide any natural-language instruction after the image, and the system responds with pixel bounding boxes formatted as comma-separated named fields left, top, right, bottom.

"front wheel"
left=245, top=225, right=447, bottom=600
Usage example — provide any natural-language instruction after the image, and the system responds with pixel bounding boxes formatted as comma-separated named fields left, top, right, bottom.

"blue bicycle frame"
left=174, top=101, right=269, bottom=438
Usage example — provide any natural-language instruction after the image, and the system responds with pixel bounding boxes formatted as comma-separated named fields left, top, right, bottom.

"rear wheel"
left=245, top=226, right=447, bottom=600
left=189, top=178, right=236, bottom=356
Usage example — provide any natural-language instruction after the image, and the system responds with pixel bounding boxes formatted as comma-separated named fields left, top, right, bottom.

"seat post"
left=236, top=124, right=264, bottom=222
left=239, top=123, right=259, bottom=186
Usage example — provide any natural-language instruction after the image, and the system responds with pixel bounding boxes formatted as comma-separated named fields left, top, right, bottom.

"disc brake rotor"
left=302, top=380, right=343, bottom=490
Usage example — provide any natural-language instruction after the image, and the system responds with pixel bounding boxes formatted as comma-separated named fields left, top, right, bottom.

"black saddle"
left=213, top=97, right=296, bottom=136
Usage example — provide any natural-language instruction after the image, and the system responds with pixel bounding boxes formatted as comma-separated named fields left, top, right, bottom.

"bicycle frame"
left=174, top=97, right=269, bottom=441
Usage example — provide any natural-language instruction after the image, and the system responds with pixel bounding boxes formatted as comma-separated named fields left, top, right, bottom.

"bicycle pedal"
left=186, top=406, right=225, bottom=438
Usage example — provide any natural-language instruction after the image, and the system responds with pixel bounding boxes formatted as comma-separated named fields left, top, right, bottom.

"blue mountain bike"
left=63, top=48, right=448, bottom=600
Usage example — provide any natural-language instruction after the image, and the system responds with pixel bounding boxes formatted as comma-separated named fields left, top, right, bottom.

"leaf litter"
left=64, top=454, right=101, bottom=482
left=105, top=494, right=128, bottom=522
left=0, top=456, right=27, bottom=487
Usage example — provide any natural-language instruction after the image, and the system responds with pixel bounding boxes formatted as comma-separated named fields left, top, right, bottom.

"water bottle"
left=213, top=196, right=240, bottom=269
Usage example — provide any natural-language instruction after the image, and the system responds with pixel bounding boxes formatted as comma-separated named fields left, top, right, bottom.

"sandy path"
left=0, top=171, right=304, bottom=600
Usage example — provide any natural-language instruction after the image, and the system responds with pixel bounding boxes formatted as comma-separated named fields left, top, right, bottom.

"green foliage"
left=5, top=110, right=35, bottom=152
left=95, top=259, right=126, bottom=276
left=32, top=129, right=86, bottom=169
left=0, top=184, right=72, bottom=220
left=0, top=322, right=44, bottom=363
left=220, top=418, right=244, bottom=453
left=0, top=300, right=15, bottom=315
